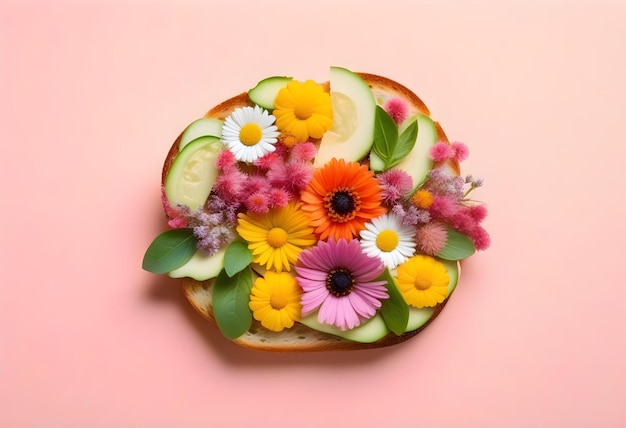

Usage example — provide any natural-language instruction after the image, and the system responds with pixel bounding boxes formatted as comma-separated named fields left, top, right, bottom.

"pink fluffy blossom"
left=415, top=222, right=448, bottom=256
left=216, top=149, right=237, bottom=171
left=245, top=192, right=270, bottom=213
left=451, top=142, right=469, bottom=162
left=290, top=142, right=317, bottom=162
left=429, top=142, right=455, bottom=161
left=383, top=97, right=409, bottom=125
left=377, top=169, right=413, bottom=204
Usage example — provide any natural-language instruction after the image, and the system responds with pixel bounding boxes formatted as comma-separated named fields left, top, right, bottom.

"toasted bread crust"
left=164, top=72, right=459, bottom=352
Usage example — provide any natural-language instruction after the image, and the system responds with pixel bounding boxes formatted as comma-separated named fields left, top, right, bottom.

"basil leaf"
left=387, top=119, right=418, bottom=169
left=224, top=239, right=253, bottom=277
left=142, top=228, right=197, bottom=274
left=212, top=267, right=253, bottom=339
left=379, top=268, right=409, bottom=336
left=373, top=105, right=398, bottom=166
left=437, top=227, right=476, bottom=260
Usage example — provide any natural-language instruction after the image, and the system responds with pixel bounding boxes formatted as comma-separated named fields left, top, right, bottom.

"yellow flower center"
left=294, top=99, right=314, bottom=120
left=239, top=123, right=262, bottom=146
left=267, top=227, right=289, bottom=248
left=270, top=291, right=289, bottom=310
left=376, top=229, right=400, bottom=252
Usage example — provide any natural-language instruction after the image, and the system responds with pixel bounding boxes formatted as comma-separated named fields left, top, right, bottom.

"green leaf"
left=372, top=105, right=398, bottom=166
left=224, top=239, right=253, bottom=277
left=142, top=228, right=197, bottom=274
left=212, top=267, right=253, bottom=339
left=379, top=269, right=409, bottom=336
left=437, top=227, right=476, bottom=261
left=386, top=119, right=418, bottom=168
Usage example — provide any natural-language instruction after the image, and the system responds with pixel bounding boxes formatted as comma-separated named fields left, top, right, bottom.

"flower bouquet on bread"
left=143, top=67, right=490, bottom=351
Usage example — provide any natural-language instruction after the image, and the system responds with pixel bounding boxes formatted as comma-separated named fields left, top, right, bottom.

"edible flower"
left=359, top=212, right=416, bottom=269
left=237, top=202, right=316, bottom=272
left=296, top=238, right=388, bottom=330
left=273, top=80, right=333, bottom=142
left=300, top=158, right=387, bottom=241
left=395, top=255, right=449, bottom=308
left=221, top=105, right=279, bottom=162
left=249, top=271, right=302, bottom=332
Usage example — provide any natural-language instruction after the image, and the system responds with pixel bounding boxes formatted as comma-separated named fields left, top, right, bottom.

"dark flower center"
left=326, top=268, right=355, bottom=297
left=324, top=187, right=361, bottom=223
left=331, top=191, right=355, bottom=215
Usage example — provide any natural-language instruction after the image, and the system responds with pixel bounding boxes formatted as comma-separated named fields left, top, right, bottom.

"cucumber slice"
left=168, top=248, right=226, bottom=281
left=164, top=136, right=223, bottom=210
left=248, top=76, right=292, bottom=110
left=179, top=118, right=224, bottom=150
left=299, top=313, right=390, bottom=343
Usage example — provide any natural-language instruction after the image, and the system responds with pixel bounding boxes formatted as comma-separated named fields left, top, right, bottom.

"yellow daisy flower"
left=249, top=271, right=302, bottom=332
left=395, top=255, right=449, bottom=308
left=237, top=202, right=316, bottom=272
left=273, top=80, right=333, bottom=142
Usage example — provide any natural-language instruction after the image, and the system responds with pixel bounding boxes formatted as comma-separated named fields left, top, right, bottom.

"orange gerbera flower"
left=300, top=158, right=387, bottom=241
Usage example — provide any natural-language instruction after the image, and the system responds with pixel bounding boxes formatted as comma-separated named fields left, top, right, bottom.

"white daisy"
left=359, top=213, right=417, bottom=269
left=221, top=105, right=279, bottom=162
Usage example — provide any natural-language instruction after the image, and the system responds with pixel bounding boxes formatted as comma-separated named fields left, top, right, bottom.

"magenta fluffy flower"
left=290, top=142, right=317, bottom=162
left=267, top=160, right=313, bottom=194
left=377, top=169, right=413, bottom=204
left=253, top=151, right=282, bottom=171
left=429, top=142, right=455, bottom=161
left=296, top=238, right=389, bottom=330
left=216, top=149, right=237, bottom=171
left=213, top=169, right=247, bottom=202
left=245, top=191, right=270, bottom=213
left=383, top=97, right=409, bottom=125
left=451, top=141, right=469, bottom=162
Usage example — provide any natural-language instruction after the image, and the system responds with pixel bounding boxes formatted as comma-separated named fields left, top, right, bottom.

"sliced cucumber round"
left=299, top=312, right=390, bottom=343
left=164, top=136, right=223, bottom=210
left=179, top=118, right=224, bottom=150
left=248, top=76, right=292, bottom=110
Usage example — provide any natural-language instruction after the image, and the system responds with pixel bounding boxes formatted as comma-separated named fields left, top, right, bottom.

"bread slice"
left=163, top=72, right=459, bottom=352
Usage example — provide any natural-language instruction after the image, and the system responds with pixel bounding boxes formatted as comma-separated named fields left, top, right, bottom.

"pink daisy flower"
left=296, top=238, right=388, bottom=330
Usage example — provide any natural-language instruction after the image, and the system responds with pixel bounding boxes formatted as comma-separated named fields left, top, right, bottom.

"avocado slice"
left=179, top=118, right=224, bottom=150
left=164, top=136, right=223, bottom=210
left=168, top=248, right=226, bottom=281
left=299, top=312, right=390, bottom=343
left=248, top=76, right=292, bottom=110
left=313, top=66, right=377, bottom=167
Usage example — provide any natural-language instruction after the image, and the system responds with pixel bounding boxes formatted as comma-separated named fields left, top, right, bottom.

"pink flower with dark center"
left=383, top=97, right=409, bottom=125
left=296, top=238, right=388, bottom=330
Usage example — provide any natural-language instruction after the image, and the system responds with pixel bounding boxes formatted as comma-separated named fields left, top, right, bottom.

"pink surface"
left=2, top=1, right=625, bottom=427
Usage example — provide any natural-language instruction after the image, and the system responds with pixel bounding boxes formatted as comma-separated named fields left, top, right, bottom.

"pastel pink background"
left=1, top=1, right=625, bottom=427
